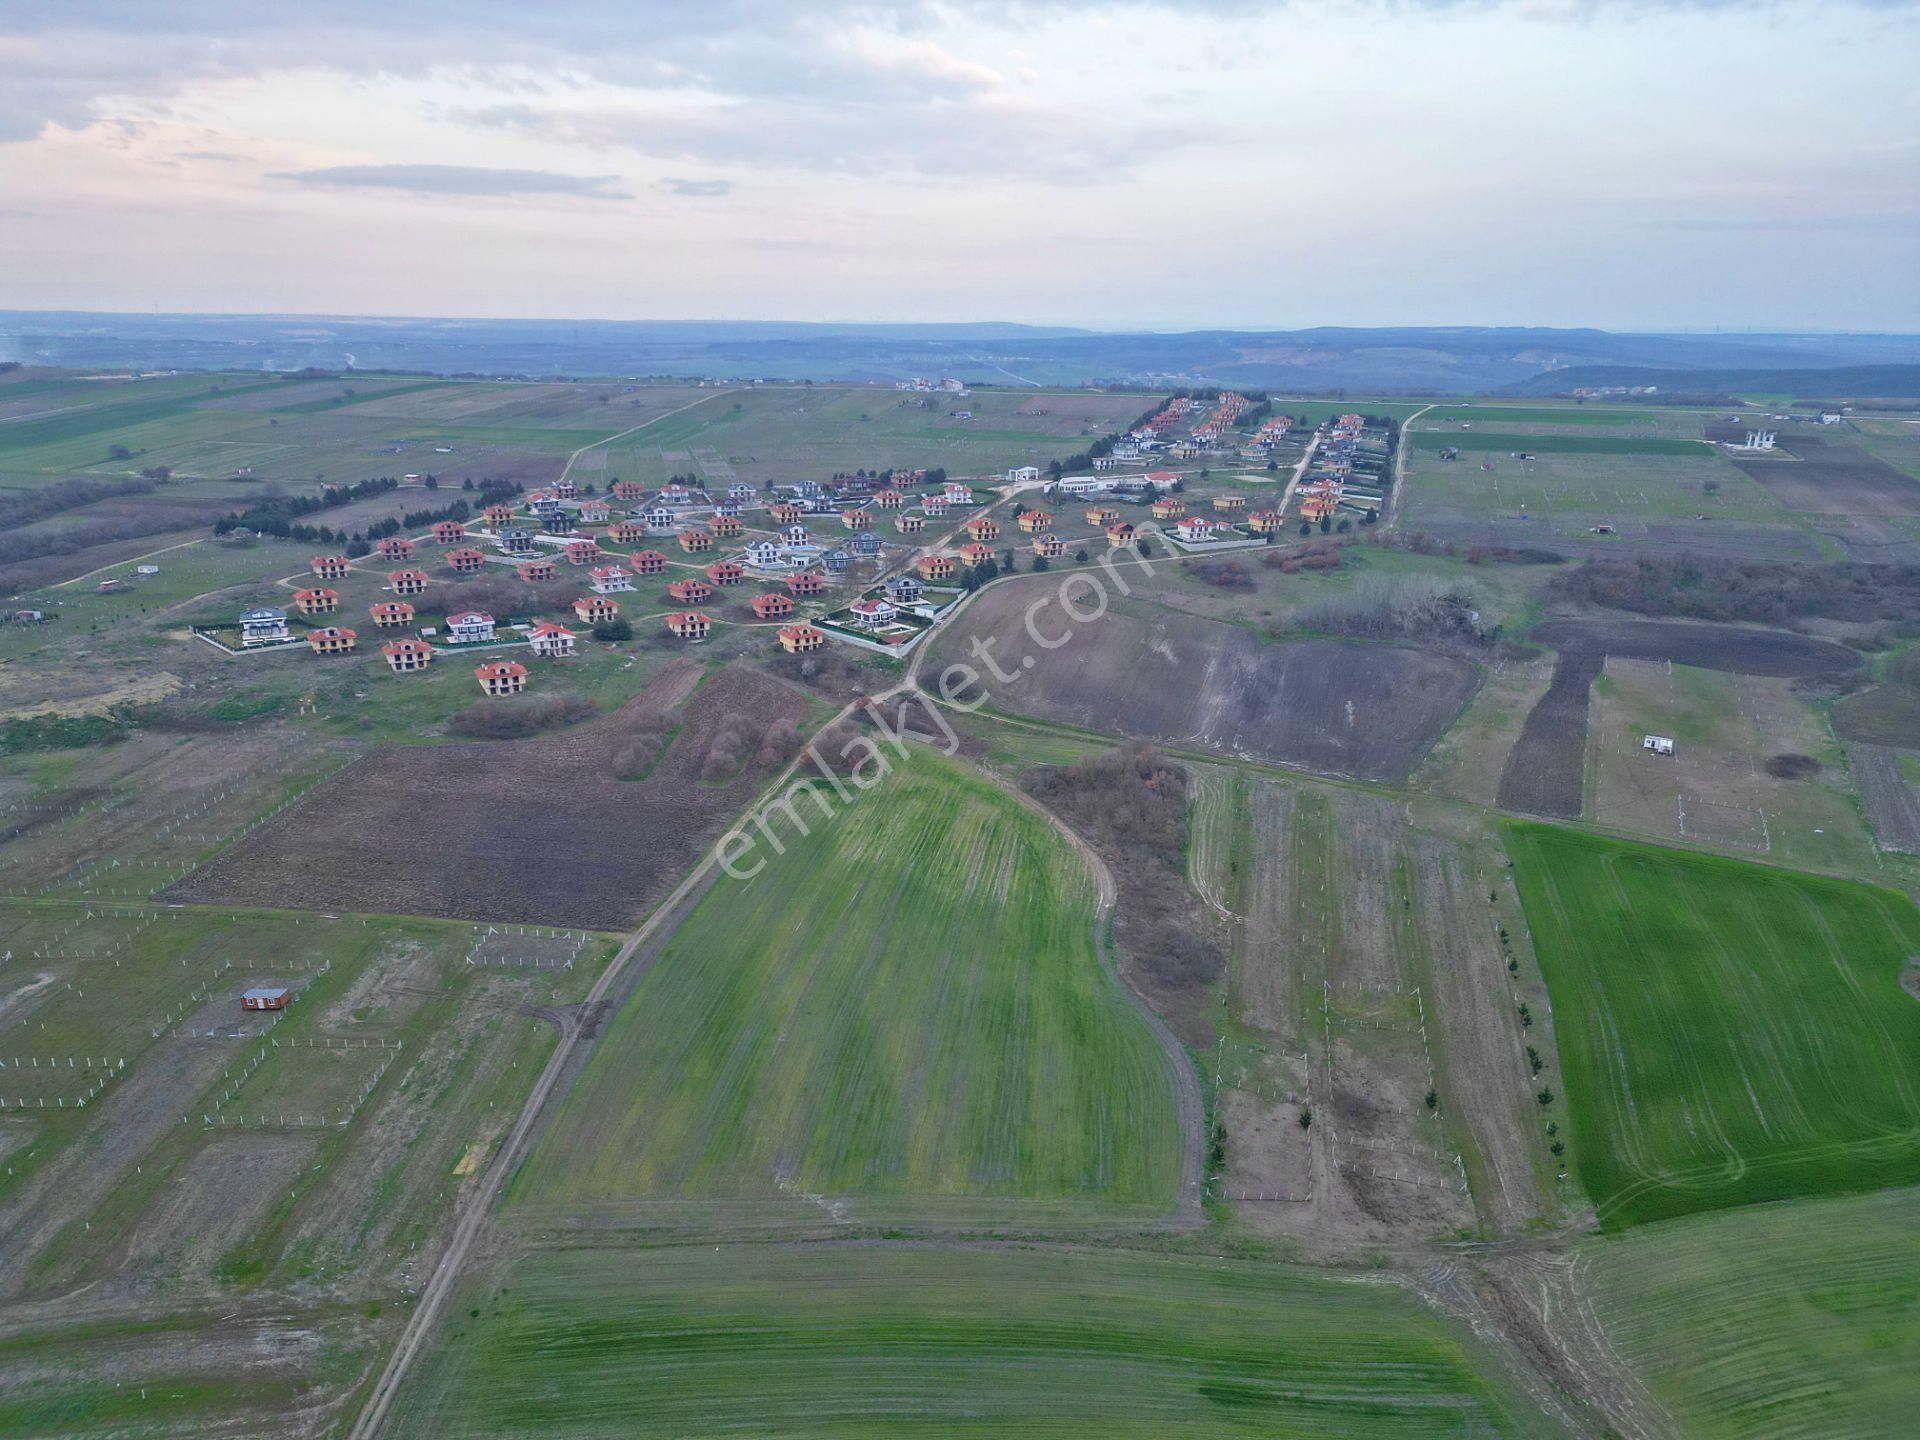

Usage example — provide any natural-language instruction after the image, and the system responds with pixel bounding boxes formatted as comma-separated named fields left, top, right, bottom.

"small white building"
left=1643, top=735, right=1675, bottom=756
left=1006, top=465, right=1042, bottom=485
left=528, top=622, right=576, bottom=658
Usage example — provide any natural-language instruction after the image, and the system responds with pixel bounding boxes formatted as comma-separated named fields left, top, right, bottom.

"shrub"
left=446, top=692, right=596, bottom=739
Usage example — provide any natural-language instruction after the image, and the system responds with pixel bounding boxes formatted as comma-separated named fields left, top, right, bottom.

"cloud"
left=656, top=176, right=733, bottom=197
left=274, top=163, right=629, bottom=199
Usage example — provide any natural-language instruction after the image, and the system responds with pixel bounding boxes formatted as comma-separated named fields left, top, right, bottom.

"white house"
left=1006, top=465, right=1042, bottom=484
left=1175, top=516, right=1217, bottom=543
left=640, top=505, right=675, bottom=530
left=848, top=597, right=898, bottom=629
left=240, top=606, right=289, bottom=646
left=727, top=482, right=758, bottom=501
left=942, top=482, right=973, bottom=506
left=528, top=622, right=576, bottom=658
left=445, top=611, right=496, bottom=644
left=783, top=523, right=811, bottom=546
left=1053, top=475, right=1117, bottom=496
left=590, top=565, right=635, bottom=593
left=745, top=539, right=785, bottom=570
left=1643, top=735, right=1675, bottom=756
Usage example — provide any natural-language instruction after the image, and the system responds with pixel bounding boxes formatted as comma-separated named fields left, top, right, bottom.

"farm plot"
left=389, top=1242, right=1547, bottom=1439
left=512, top=747, right=1182, bottom=1226
left=1582, top=1184, right=1920, bottom=1440
left=1847, top=742, right=1920, bottom=852
left=1506, top=822, right=1920, bottom=1228
left=1192, top=779, right=1548, bottom=1239
left=1596, top=660, right=1874, bottom=869
left=1727, top=430, right=1920, bottom=516
left=1498, top=620, right=1860, bottom=819
left=929, top=584, right=1480, bottom=782
left=168, top=663, right=808, bottom=928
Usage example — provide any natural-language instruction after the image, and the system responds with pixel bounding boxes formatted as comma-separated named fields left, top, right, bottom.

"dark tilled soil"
left=932, top=586, right=1480, bottom=782
left=1724, top=432, right=1920, bottom=517
left=1496, top=650, right=1602, bottom=818
left=166, top=663, right=806, bottom=929
left=1847, top=743, right=1920, bottom=854
left=1528, top=619, right=1861, bottom=678
left=1500, top=620, right=1860, bottom=818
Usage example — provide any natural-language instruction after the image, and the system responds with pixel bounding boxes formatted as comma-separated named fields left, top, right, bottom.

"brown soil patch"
left=1763, top=752, right=1820, bottom=778
left=165, top=662, right=808, bottom=929
left=1849, top=744, right=1920, bottom=853
left=933, top=585, right=1480, bottom=782
left=1726, top=432, right=1920, bottom=516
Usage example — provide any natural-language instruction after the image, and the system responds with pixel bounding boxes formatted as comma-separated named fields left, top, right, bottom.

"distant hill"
left=1503, top=364, right=1920, bottom=400
left=4, top=313, right=1918, bottom=395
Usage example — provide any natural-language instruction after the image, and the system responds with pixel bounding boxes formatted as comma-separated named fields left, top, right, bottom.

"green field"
left=392, top=1242, right=1547, bottom=1438
left=1506, top=823, right=1920, bottom=1228
left=512, top=747, right=1183, bottom=1219
left=1411, top=431, right=1710, bottom=456
left=1583, top=1185, right=1920, bottom=1439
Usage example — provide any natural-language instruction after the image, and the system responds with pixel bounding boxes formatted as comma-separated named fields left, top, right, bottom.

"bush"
left=1549, top=555, right=1920, bottom=625
left=592, top=617, right=633, bottom=642
left=446, top=692, right=596, bottom=739
left=609, top=710, right=678, bottom=779
left=1185, top=558, right=1255, bottom=591
left=1293, top=575, right=1488, bottom=645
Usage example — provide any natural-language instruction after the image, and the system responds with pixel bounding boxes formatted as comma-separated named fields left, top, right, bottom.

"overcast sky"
left=0, top=1, right=1915, bottom=331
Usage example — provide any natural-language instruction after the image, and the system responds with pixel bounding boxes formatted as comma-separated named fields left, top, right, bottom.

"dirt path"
left=346, top=683, right=881, bottom=1439
left=50, top=537, right=207, bottom=589
left=1385, top=403, right=1435, bottom=532
left=555, top=391, right=724, bottom=486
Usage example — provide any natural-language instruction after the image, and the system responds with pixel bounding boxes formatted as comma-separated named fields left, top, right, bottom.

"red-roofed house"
left=608, top=519, right=647, bottom=545
left=517, top=558, right=556, bottom=583
left=898, top=513, right=926, bottom=534
left=874, top=489, right=906, bottom=510
left=1085, top=505, right=1120, bottom=526
left=612, top=479, right=645, bottom=503
left=1032, top=533, right=1065, bottom=559
left=629, top=549, right=668, bottom=575
left=375, top=536, right=414, bottom=562
left=474, top=660, right=527, bottom=696
left=447, top=547, right=486, bottom=574
left=369, top=601, right=414, bottom=628
left=482, top=504, right=515, bottom=527
left=665, top=611, right=712, bottom=641
left=382, top=638, right=431, bottom=672
left=1106, top=522, right=1137, bottom=545
left=848, top=597, right=897, bottom=630
left=786, top=569, right=827, bottom=597
left=309, top=555, right=350, bottom=580
left=710, top=514, right=743, bottom=538
left=666, top=578, right=712, bottom=605
left=293, top=587, right=338, bottom=616
left=573, top=595, right=620, bottom=625
left=564, top=538, right=600, bottom=566
left=678, top=528, right=714, bottom=553
left=1151, top=496, right=1186, bottom=520
left=751, top=592, right=796, bottom=620
left=431, top=520, right=466, bottom=544
left=916, top=553, right=958, bottom=582
left=445, top=611, right=496, bottom=643
left=959, top=542, right=995, bottom=566
left=704, top=561, right=744, bottom=587
left=307, top=625, right=356, bottom=655
left=590, top=564, right=633, bottom=593
left=966, top=516, right=1000, bottom=542
left=387, top=568, right=428, bottom=596
left=778, top=623, right=825, bottom=653
left=840, top=508, right=872, bottom=530
left=1017, top=509, right=1052, bottom=533
left=528, top=622, right=575, bottom=658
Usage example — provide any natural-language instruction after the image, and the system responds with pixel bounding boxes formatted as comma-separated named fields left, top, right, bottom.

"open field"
left=1723, top=429, right=1920, bottom=516
left=930, top=583, right=1480, bottom=782
left=168, top=663, right=807, bottom=928
left=1582, top=1185, right=1920, bottom=1440
left=512, top=747, right=1183, bottom=1226
left=388, top=1242, right=1550, bottom=1438
left=1498, top=619, right=1860, bottom=818
left=1586, top=658, right=1877, bottom=872
left=1506, top=823, right=1920, bottom=1228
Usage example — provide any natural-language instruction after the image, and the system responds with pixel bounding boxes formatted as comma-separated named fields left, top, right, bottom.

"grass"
left=1410, top=431, right=1710, bottom=457
left=1582, top=1185, right=1920, bottom=1439
left=391, top=1242, right=1548, bottom=1438
left=1505, top=822, right=1920, bottom=1228
left=512, top=746, right=1183, bottom=1218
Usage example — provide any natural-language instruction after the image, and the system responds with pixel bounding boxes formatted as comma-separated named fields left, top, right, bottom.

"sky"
left=0, top=1, right=1915, bottom=332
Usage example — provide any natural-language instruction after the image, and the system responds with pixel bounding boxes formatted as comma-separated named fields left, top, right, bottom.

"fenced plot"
left=464, top=928, right=587, bottom=971
left=208, top=1035, right=402, bottom=1128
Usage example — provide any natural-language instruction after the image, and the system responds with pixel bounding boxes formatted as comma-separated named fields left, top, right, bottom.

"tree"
left=1363, top=508, right=1378, bottom=525
left=1299, top=521, right=1312, bottom=537
left=1319, top=515, right=1332, bottom=534
left=1298, top=1108, right=1313, bottom=1130
left=423, top=474, right=438, bottom=489
left=1136, top=539, right=1153, bottom=559
left=1074, top=548, right=1089, bottom=564
left=593, top=617, right=633, bottom=642
left=1266, top=459, right=1278, bottom=472
left=1032, top=555, right=1050, bottom=572
left=107, top=444, right=132, bottom=461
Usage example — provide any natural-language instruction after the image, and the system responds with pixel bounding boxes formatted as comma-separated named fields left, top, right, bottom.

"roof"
left=241, top=607, right=285, bottom=621
left=242, top=986, right=290, bottom=1000
left=529, top=622, right=574, bottom=637
left=850, top=598, right=893, bottom=615
left=447, top=611, right=493, bottom=624
left=475, top=661, right=526, bottom=677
